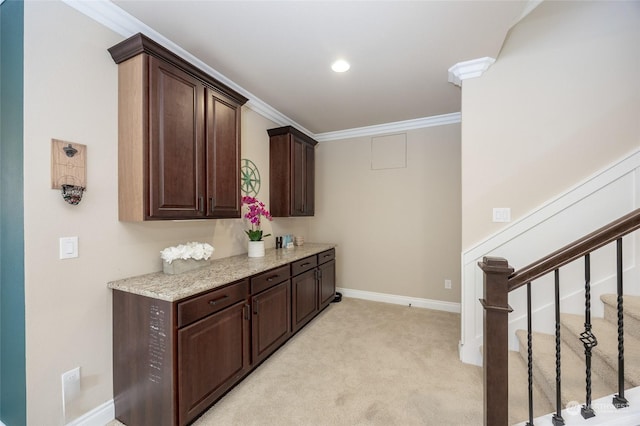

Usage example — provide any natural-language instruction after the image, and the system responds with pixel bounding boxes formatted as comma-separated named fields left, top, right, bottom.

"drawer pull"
left=301, top=262, right=311, bottom=267
left=323, top=254, right=331, bottom=258
left=208, top=295, right=229, bottom=306
left=266, top=275, right=279, bottom=282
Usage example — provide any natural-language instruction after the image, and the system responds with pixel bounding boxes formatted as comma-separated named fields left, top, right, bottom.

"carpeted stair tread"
left=601, top=294, right=640, bottom=340
left=516, top=329, right=615, bottom=408
left=560, top=313, right=640, bottom=389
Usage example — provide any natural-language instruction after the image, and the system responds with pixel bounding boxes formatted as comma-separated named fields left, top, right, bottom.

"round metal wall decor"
left=241, top=159, right=261, bottom=197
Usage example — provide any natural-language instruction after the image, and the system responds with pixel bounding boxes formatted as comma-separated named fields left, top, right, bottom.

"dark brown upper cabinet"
left=268, top=126, right=318, bottom=217
left=109, top=33, right=247, bottom=221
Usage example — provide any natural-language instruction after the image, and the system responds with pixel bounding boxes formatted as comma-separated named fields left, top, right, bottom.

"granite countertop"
left=107, top=243, right=336, bottom=302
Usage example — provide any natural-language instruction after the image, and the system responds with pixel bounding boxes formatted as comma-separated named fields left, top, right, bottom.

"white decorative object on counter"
left=160, top=242, right=214, bottom=274
left=163, top=258, right=210, bottom=275
left=248, top=240, right=265, bottom=258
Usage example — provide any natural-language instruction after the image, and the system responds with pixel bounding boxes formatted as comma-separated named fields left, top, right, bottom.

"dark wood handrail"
left=508, top=208, right=640, bottom=292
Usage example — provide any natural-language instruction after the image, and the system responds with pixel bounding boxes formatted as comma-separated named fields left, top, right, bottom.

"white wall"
left=461, top=0, right=640, bottom=250
left=23, top=2, right=309, bottom=423
left=459, top=1, right=640, bottom=365
left=310, top=124, right=461, bottom=305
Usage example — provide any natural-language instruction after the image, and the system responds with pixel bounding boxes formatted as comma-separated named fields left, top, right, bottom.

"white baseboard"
left=66, top=399, right=114, bottom=426
left=336, top=287, right=461, bottom=313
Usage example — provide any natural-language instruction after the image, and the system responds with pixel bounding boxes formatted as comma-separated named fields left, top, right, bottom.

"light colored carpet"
left=192, top=297, right=483, bottom=426
left=110, top=297, right=540, bottom=425
left=189, top=298, right=482, bottom=426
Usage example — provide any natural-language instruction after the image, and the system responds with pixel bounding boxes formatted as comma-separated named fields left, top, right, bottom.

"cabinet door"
left=290, top=137, right=315, bottom=216
left=290, top=136, right=305, bottom=216
left=252, top=280, right=291, bottom=364
left=148, top=56, right=205, bottom=219
left=292, top=269, right=318, bottom=332
left=178, top=301, right=249, bottom=425
left=205, top=89, right=241, bottom=218
left=303, top=142, right=315, bottom=215
left=318, top=260, right=336, bottom=310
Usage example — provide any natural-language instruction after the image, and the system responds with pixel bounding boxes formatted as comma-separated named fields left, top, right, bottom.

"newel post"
left=479, top=256, right=514, bottom=426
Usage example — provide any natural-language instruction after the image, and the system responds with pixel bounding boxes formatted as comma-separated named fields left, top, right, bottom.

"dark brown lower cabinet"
left=291, top=249, right=336, bottom=333
left=251, top=280, right=291, bottom=364
left=292, top=268, right=318, bottom=333
left=112, top=249, right=336, bottom=426
left=318, top=259, right=336, bottom=310
left=178, top=300, right=250, bottom=425
left=113, top=291, right=176, bottom=426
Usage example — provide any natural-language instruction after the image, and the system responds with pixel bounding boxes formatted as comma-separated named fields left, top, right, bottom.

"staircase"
left=510, top=294, right=640, bottom=425
left=480, top=209, right=640, bottom=425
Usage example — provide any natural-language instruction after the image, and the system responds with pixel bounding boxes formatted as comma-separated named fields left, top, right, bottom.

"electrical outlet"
left=445, top=279, right=452, bottom=289
left=62, top=367, right=81, bottom=404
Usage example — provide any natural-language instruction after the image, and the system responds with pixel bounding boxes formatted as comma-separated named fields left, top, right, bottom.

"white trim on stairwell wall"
left=460, top=148, right=640, bottom=367
left=337, top=287, right=461, bottom=313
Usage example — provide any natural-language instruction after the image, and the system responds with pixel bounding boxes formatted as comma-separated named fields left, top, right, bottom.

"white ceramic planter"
left=248, top=240, right=265, bottom=258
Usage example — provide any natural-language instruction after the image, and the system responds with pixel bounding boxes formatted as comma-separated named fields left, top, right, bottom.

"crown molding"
left=63, top=0, right=460, bottom=143
left=448, top=57, right=496, bottom=87
left=61, top=0, right=315, bottom=137
left=243, top=98, right=308, bottom=132
left=314, top=112, right=461, bottom=142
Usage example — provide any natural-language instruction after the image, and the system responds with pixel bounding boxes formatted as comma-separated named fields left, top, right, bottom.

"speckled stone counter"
left=107, top=243, right=336, bottom=302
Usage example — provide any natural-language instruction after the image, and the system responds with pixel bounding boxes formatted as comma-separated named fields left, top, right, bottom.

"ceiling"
left=109, top=0, right=535, bottom=136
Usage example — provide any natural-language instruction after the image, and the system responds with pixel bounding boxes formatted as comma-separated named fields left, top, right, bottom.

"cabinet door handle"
left=243, top=304, right=250, bottom=320
left=253, top=300, right=259, bottom=315
left=198, top=196, right=205, bottom=213
left=209, top=197, right=214, bottom=213
left=208, top=295, right=229, bottom=306
left=266, top=274, right=279, bottom=282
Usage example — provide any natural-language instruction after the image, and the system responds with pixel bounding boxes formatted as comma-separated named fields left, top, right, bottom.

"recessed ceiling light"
left=331, top=60, right=350, bottom=73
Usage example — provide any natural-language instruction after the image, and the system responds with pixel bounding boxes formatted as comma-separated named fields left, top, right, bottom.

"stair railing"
left=480, top=208, right=640, bottom=425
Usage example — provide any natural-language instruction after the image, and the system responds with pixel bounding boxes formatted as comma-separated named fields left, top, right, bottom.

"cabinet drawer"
left=178, top=280, right=248, bottom=328
left=291, top=255, right=317, bottom=276
left=317, top=249, right=335, bottom=264
left=251, top=265, right=290, bottom=295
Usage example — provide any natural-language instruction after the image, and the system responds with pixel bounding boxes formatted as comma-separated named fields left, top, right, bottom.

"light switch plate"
left=492, top=208, right=511, bottom=223
left=59, top=237, right=78, bottom=259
